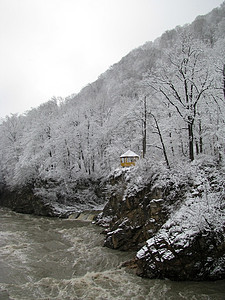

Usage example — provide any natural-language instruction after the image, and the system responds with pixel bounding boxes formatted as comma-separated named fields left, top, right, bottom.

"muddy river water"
left=0, top=208, right=224, bottom=300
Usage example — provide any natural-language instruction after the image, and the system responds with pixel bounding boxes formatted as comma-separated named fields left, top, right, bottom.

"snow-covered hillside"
left=0, top=3, right=224, bottom=201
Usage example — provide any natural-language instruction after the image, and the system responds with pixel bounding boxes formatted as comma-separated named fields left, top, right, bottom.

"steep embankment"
left=96, top=163, right=187, bottom=251
left=0, top=177, right=106, bottom=217
left=96, top=159, right=225, bottom=281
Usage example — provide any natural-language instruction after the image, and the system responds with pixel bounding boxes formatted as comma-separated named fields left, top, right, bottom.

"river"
left=0, top=208, right=224, bottom=300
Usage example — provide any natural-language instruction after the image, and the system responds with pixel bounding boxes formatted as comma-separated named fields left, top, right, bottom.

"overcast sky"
left=0, top=0, right=223, bottom=119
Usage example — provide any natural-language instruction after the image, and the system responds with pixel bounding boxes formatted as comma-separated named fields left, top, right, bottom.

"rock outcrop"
left=136, top=228, right=225, bottom=281
left=135, top=190, right=225, bottom=281
left=96, top=160, right=225, bottom=281
left=0, top=185, right=77, bottom=217
left=0, top=177, right=106, bottom=218
left=96, top=165, right=187, bottom=250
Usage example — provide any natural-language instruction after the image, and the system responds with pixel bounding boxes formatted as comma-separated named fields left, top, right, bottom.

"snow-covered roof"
left=120, top=150, right=139, bottom=158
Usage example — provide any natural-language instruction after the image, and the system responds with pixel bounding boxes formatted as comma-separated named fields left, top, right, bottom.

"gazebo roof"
left=120, top=150, right=139, bottom=158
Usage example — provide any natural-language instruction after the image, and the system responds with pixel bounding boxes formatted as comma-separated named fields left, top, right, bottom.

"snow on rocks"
left=136, top=184, right=225, bottom=280
left=99, top=158, right=225, bottom=280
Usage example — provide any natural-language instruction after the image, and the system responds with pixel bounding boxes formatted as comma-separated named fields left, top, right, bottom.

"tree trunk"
left=188, top=120, right=194, bottom=161
left=199, top=121, right=203, bottom=153
left=195, top=120, right=203, bottom=156
left=150, top=113, right=170, bottom=168
left=223, top=64, right=225, bottom=101
left=142, top=96, right=147, bottom=158
left=195, top=140, right=199, bottom=155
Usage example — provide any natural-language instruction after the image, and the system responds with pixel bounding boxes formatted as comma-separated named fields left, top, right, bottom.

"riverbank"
left=0, top=158, right=224, bottom=282
left=0, top=177, right=106, bottom=218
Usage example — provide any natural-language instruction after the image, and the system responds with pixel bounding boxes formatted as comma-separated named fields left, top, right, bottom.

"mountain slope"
left=0, top=2, right=224, bottom=213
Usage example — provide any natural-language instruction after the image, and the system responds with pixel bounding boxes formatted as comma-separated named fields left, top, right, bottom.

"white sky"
left=0, top=0, right=223, bottom=119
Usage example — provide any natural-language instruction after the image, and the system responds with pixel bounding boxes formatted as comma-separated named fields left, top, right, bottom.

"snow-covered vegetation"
left=0, top=3, right=225, bottom=204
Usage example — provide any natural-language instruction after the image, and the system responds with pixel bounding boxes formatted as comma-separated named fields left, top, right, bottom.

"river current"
left=0, top=208, right=224, bottom=300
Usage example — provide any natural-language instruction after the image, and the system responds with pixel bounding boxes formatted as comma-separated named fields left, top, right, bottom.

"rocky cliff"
left=96, top=159, right=225, bottom=281
left=96, top=164, right=187, bottom=251
left=0, top=177, right=106, bottom=217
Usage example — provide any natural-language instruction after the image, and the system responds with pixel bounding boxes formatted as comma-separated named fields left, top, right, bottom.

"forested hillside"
left=0, top=2, right=224, bottom=203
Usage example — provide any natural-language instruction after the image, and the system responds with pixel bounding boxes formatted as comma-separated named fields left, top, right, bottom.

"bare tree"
left=149, top=112, right=170, bottom=168
left=147, top=34, right=213, bottom=161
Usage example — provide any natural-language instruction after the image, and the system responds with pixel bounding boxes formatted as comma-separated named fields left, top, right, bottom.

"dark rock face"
left=97, top=163, right=225, bottom=281
left=136, top=229, right=225, bottom=281
left=0, top=186, right=59, bottom=217
left=0, top=177, right=106, bottom=217
left=96, top=168, right=186, bottom=251
left=133, top=162, right=225, bottom=281
left=103, top=195, right=168, bottom=251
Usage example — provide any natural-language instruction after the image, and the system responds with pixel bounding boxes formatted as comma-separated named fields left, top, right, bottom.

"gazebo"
left=120, top=150, right=140, bottom=167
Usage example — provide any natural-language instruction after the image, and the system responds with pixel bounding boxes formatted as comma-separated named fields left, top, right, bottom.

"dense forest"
left=0, top=2, right=224, bottom=203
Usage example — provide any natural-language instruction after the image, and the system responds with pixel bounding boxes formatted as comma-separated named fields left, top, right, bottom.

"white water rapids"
left=0, top=208, right=224, bottom=300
